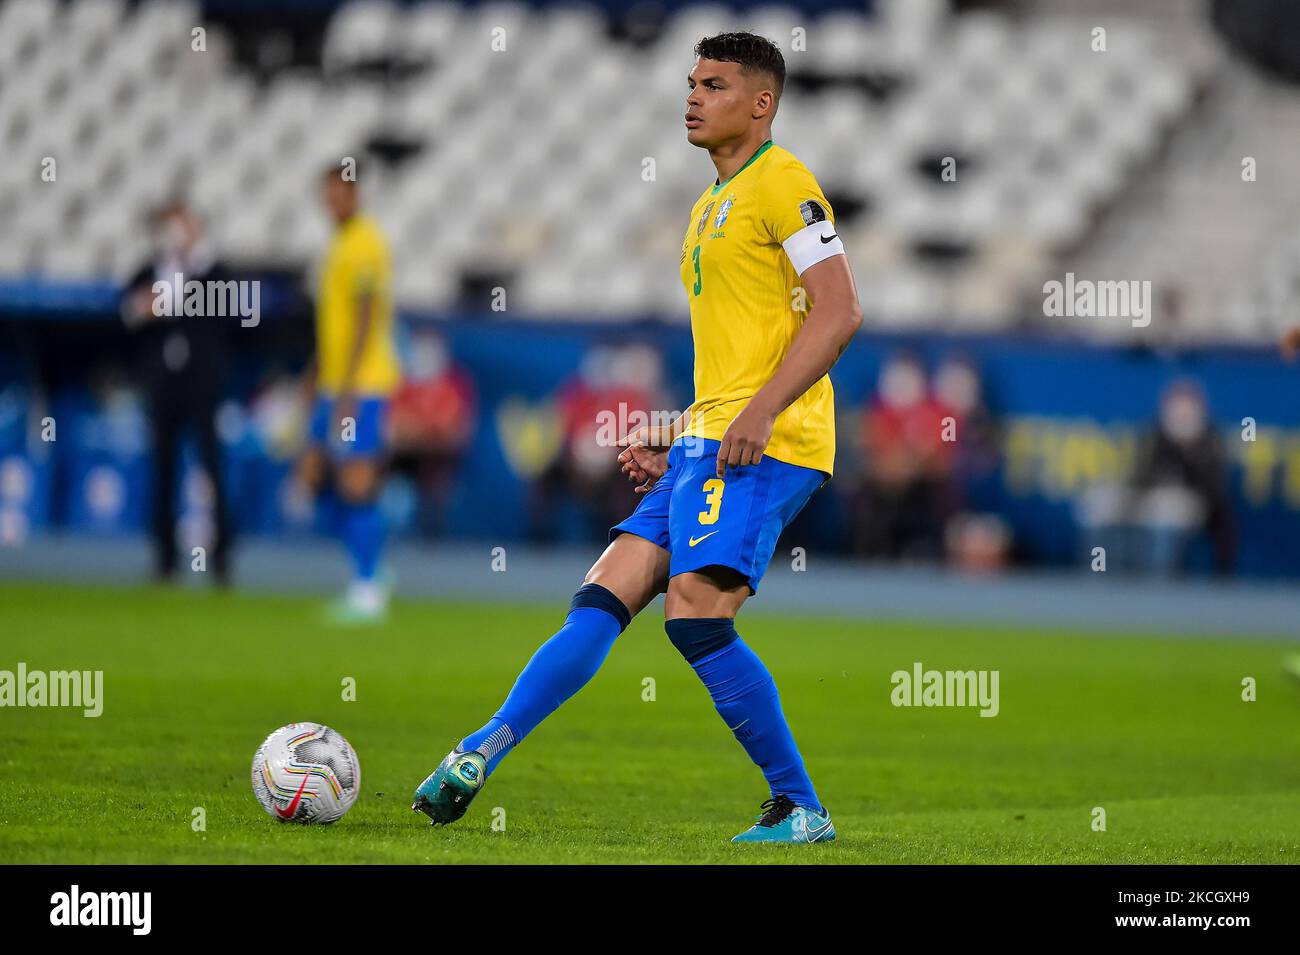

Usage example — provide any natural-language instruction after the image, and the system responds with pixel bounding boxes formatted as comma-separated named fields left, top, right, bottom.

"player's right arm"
left=617, top=409, right=691, bottom=492
left=119, top=265, right=158, bottom=329
left=298, top=355, right=318, bottom=409
left=294, top=353, right=325, bottom=491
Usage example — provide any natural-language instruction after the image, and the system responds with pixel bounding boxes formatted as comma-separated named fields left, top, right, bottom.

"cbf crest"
left=696, top=200, right=716, bottom=238
left=714, top=194, right=736, bottom=230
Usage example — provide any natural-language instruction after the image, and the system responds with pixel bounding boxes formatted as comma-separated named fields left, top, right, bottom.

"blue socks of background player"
left=459, top=583, right=631, bottom=776
left=665, top=617, right=822, bottom=814
left=340, top=499, right=384, bottom=582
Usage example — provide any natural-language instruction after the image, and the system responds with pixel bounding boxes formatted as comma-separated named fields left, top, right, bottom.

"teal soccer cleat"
left=731, top=794, right=836, bottom=844
left=411, top=748, right=487, bottom=826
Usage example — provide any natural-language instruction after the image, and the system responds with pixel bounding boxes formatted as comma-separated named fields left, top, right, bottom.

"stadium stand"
left=0, top=0, right=1233, bottom=331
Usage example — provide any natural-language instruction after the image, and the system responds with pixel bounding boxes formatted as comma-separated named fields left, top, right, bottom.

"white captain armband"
left=782, top=218, right=844, bottom=275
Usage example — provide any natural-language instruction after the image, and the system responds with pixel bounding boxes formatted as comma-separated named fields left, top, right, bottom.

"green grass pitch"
left=1, top=580, right=1297, bottom=864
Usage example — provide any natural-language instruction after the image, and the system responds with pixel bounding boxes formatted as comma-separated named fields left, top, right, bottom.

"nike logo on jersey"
left=688, top=530, right=720, bottom=547
left=820, top=233, right=838, bottom=244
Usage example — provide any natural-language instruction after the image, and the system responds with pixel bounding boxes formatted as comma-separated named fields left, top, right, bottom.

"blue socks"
left=340, top=499, right=384, bottom=581
left=459, top=583, right=631, bottom=776
left=665, top=617, right=822, bottom=813
left=457, top=593, right=823, bottom=814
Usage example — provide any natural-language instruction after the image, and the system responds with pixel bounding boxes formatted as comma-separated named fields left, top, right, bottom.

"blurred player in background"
left=121, top=200, right=234, bottom=585
left=413, top=32, right=862, bottom=843
left=296, top=167, right=400, bottom=623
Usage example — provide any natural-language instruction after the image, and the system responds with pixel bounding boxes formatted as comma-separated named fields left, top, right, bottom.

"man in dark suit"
left=121, top=200, right=233, bottom=584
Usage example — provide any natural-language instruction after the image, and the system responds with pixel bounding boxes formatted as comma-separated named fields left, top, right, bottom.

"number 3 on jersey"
left=691, top=245, right=702, bottom=296
left=697, top=478, right=724, bottom=524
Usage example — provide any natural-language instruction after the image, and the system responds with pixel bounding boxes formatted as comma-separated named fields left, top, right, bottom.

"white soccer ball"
left=251, top=722, right=361, bottom=824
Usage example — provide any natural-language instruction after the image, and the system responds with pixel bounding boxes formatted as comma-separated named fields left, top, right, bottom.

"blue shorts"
left=308, top=395, right=389, bottom=458
left=609, top=437, right=827, bottom=594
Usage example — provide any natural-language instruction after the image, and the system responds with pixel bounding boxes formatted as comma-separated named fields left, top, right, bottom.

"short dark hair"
left=694, top=32, right=785, bottom=99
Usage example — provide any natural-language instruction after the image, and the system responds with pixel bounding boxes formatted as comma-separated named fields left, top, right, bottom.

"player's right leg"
left=296, top=398, right=352, bottom=615
left=411, top=532, right=670, bottom=826
left=296, top=392, right=331, bottom=494
left=149, top=392, right=181, bottom=581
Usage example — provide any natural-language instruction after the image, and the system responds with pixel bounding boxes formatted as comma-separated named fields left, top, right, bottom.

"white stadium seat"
left=0, top=0, right=1216, bottom=330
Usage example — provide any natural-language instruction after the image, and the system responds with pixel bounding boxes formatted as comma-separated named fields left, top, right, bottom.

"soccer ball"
left=251, top=722, right=361, bottom=824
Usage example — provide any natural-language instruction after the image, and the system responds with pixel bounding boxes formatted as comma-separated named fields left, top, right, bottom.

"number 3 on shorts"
left=698, top=478, right=724, bottom=525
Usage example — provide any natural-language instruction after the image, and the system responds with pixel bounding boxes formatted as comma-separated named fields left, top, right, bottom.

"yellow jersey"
left=677, top=140, right=844, bottom=476
left=316, top=214, right=399, bottom=397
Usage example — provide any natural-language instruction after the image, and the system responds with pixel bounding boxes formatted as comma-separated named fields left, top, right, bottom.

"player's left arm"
left=335, top=234, right=386, bottom=422
left=717, top=253, right=862, bottom=476
left=331, top=291, right=373, bottom=427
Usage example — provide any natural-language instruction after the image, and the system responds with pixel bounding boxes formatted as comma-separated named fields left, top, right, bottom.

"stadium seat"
left=0, top=0, right=1210, bottom=330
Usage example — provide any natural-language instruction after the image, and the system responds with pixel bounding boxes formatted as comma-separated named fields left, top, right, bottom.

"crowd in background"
left=105, top=272, right=1239, bottom=579
left=0, top=202, right=1250, bottom=582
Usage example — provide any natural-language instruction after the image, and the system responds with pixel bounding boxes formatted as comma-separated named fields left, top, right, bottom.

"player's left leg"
left=327, top=397, right=391, bottom=623
left=665, top=569, right=833, bottom=844
left=663, top=440, right=832, bottom=843
left=332, top=457, right=387, bottom=619
left=194, top=387, right=232, bottom=586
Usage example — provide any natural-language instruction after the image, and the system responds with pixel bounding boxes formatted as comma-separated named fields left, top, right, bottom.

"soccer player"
left=413, top=32, right=862, bottom=842
left=296, top=167, right=400, bottom=623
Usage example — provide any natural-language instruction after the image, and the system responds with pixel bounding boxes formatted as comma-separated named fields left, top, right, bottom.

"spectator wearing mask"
left=852, top=353, right=957, bottom=559
left=1130, top=379, right=1234, bottom=575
